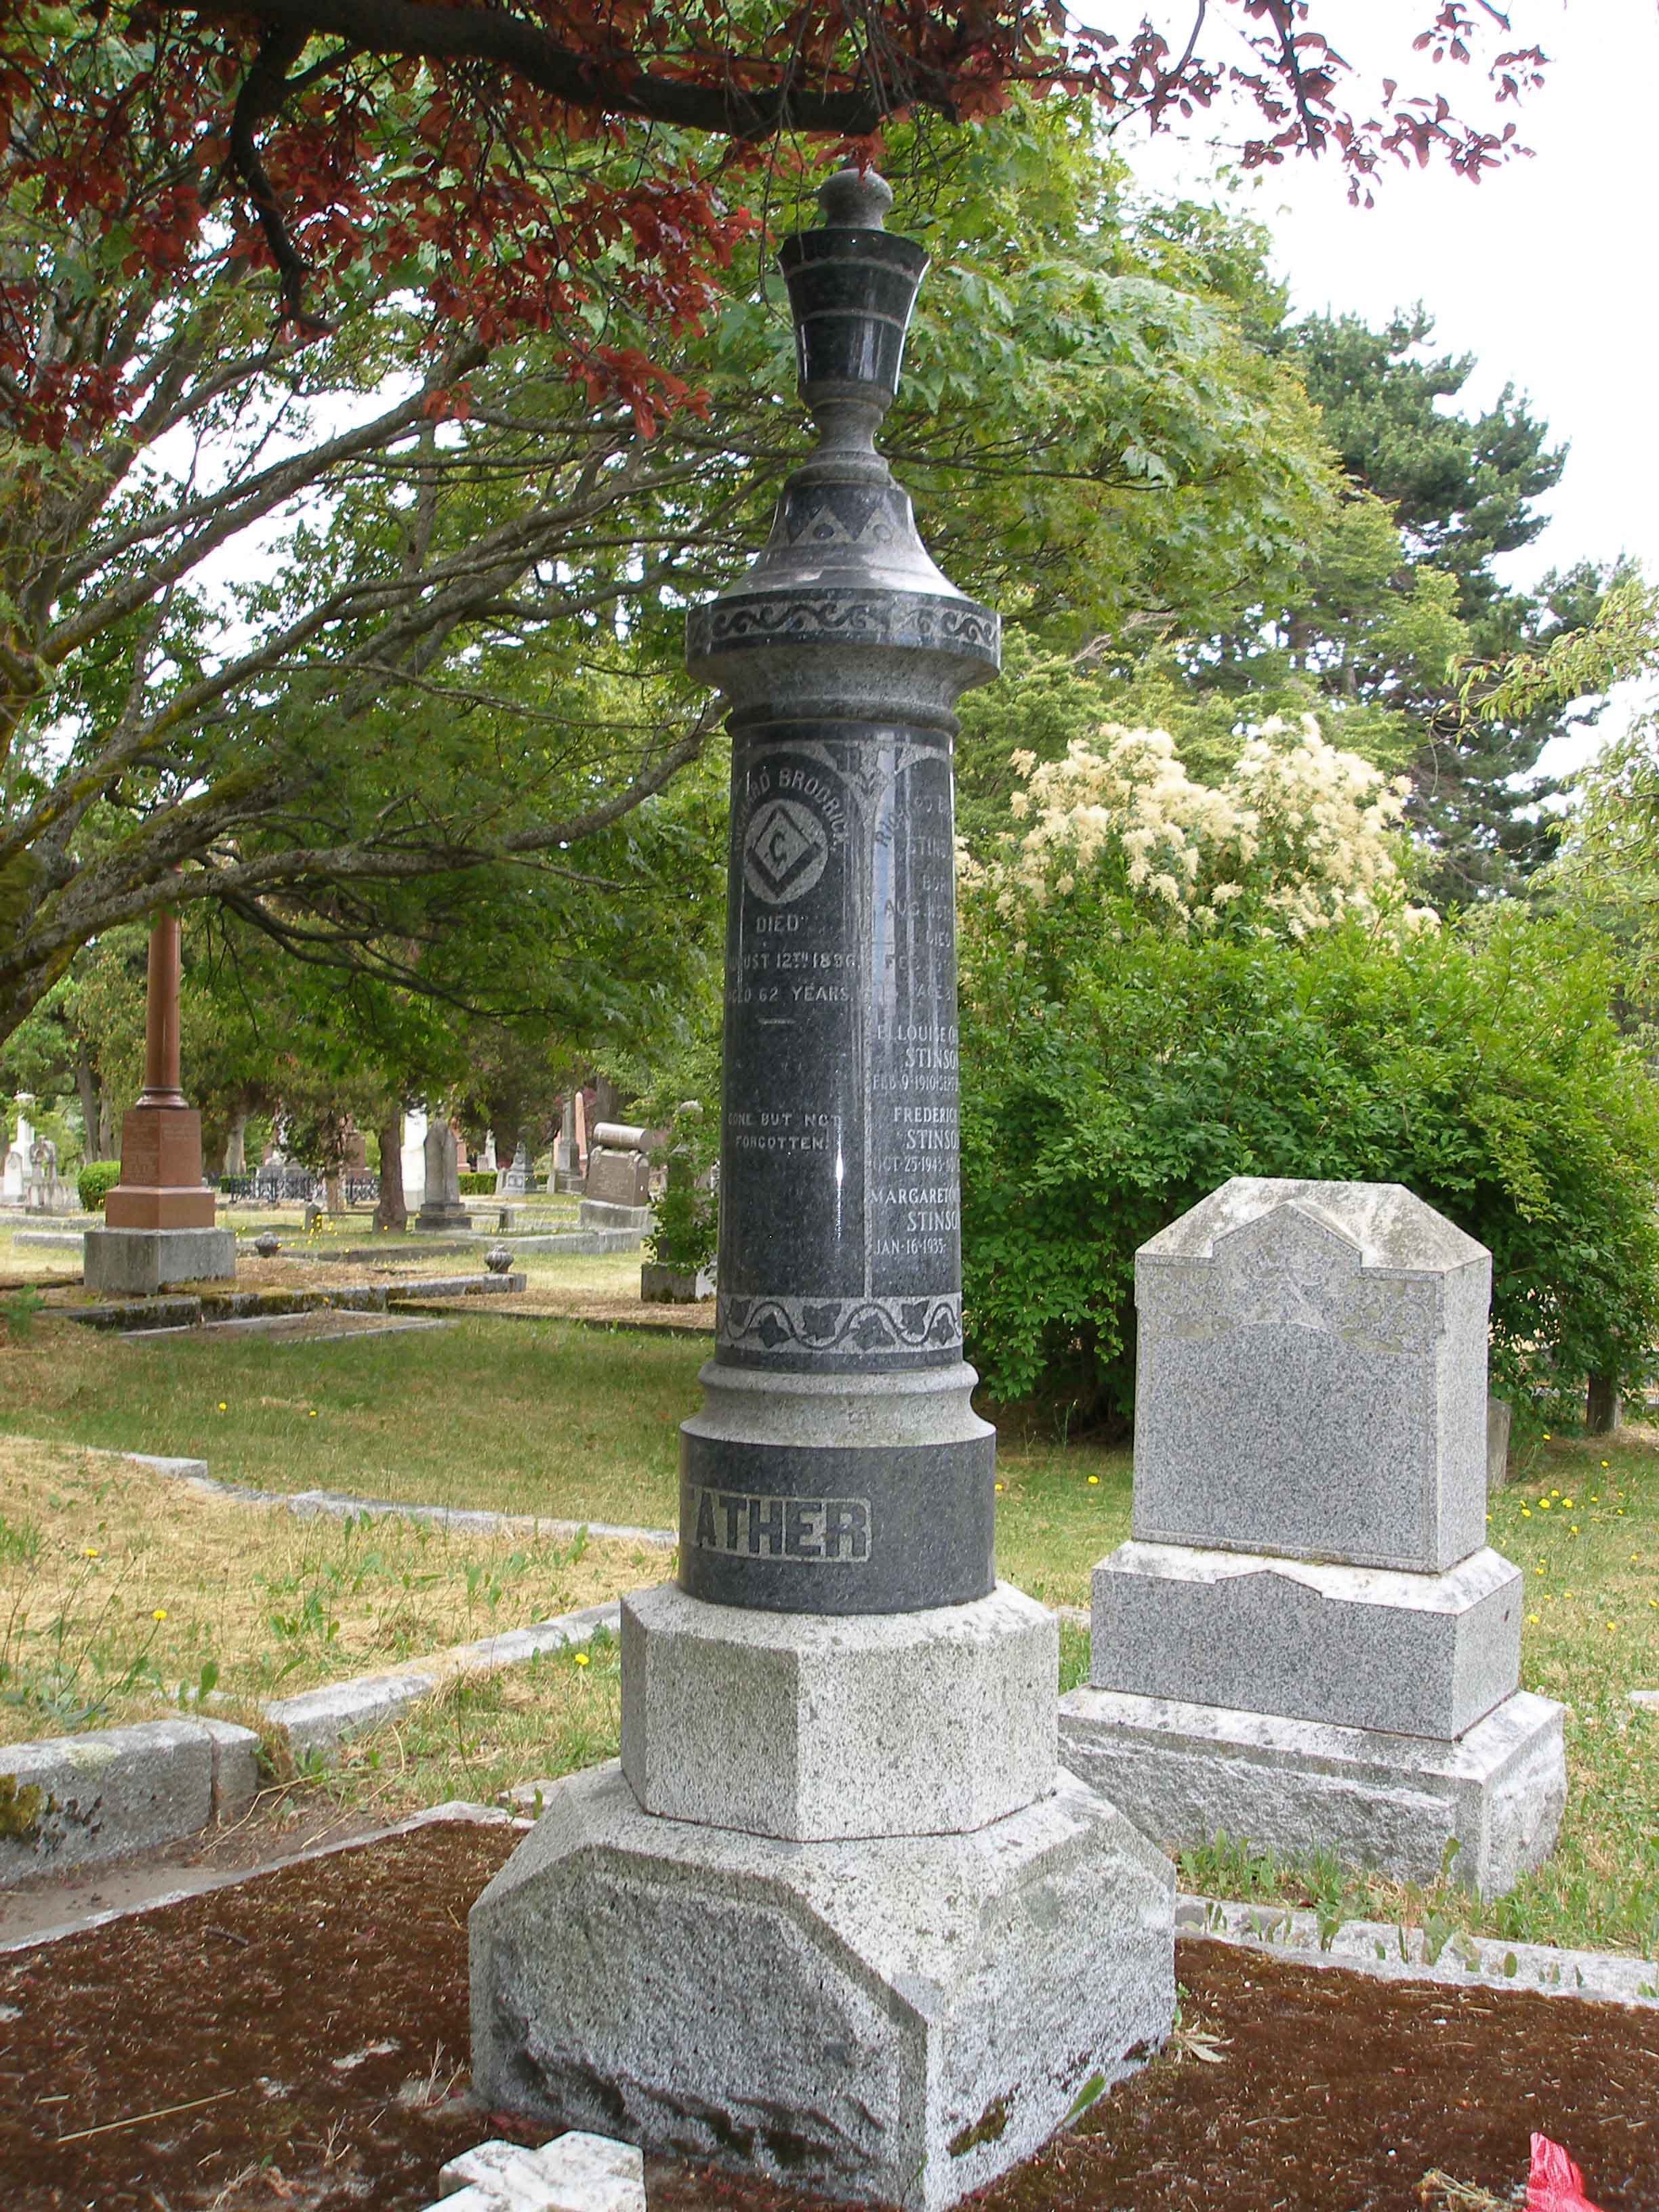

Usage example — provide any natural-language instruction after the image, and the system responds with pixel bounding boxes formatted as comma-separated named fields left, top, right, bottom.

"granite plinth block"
left=1132, top=1179, right=1490, bottom=1573
left=1058, top=1685, right=1565, bottom=1900
left=678, top=1359, right=994, bottom=1614
left=640, top=1262, right=714, bottom=1303
left=82, top=1224, right=235, bottom=1294
left=1090, top=1541, right=1522, bottom=1740
left=619, top=1582, right=1054, bottom=1841
left=470, top=1761, right=1175, bottom=2212
left=580, top=1199, right=653, bottom=1232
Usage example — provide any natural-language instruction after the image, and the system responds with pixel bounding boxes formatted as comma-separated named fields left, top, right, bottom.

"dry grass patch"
left=0, top=1437, right=665, bottom=1745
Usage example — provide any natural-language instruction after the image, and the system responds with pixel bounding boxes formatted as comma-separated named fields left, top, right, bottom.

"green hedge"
left=959, top=905, right=1659, bottom=1435
left=458, top=1170, right=497, bottom=1195
left=77, top=1160, right=122, bottom=1212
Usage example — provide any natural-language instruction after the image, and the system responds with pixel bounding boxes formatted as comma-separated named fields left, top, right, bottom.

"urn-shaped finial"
left=778, top=168, right=927, bottom=452
left=685, top=169, right=998, bottom=696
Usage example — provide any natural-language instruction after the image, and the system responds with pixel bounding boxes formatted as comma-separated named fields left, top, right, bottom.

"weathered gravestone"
left=400, top=1107, right=428, bottom=1210
left=415, top=1118, right=470, bottom=1231
left=1, top=1098, right=33, bottom=1202
left=1058, top=1177, right=1567, bottom=1898
left=582, top=1122, right=653, bottom=1210
left=552, top=1096, right=577, bottom=1189
left=469, top=167, right=1175, bottom=2212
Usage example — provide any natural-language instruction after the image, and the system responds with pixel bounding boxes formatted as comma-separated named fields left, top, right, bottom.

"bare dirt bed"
left=3, top=1818, right=1656, bottom=2211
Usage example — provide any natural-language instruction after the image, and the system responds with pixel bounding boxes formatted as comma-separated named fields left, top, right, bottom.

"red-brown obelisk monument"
left=83, top=907, right=235, bottom=1294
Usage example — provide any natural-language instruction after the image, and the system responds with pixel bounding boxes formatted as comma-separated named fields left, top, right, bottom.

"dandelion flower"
left=1521, top=1509, right=1532, bottom=1518
left=1542, top=1433, right=1552, bottom=1441
left=217, top=1401, right=227, bottom=1412
left=83, top=1546, right=100, bottom=1558
left=1601, top=1460, right=1610, bottom=1469
left=308, top=1409, right=318, bottom=1419
left=574, top=1651, right=591, bottom=1668
left=1527, top=1614, right=1540, bottom=1625
left=152, top=1607, right=168, bottom=1622
left=1563, top=1498, right=1574, bottom=1509
left=1087, top=1475, right=1100, bottom=1486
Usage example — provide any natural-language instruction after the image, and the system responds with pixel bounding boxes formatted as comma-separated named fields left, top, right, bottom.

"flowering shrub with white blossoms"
left=962, top=714, right=1435, bottom=940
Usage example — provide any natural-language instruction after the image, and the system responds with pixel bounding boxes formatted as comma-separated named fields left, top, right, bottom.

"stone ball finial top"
left=817, top=166, right=892, bottom=230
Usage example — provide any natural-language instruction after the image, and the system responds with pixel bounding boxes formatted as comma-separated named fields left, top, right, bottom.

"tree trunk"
left=374, top=1115, right=407, bottom=1232
left=1585, top=1374, right=1622, bottom=1436
left=223, top=1111, right=248, bottom=1176
left=325, top=1169, right=344, bottom=1213
left=75, top=1054, right=109, bottom=1160
left=593, top=1075, right=624, bottom=1127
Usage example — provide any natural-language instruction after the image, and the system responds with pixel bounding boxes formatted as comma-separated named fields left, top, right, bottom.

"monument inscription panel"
left=718, top=721, right=962, bottom=1368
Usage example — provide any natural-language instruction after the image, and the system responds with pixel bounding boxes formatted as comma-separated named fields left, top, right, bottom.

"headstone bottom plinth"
left=1059, top=1683, right=1565, bottom=1901
left=470, top=1760, right=1174, bottom=2212
left=83, top=1225, right=236, bottom=1296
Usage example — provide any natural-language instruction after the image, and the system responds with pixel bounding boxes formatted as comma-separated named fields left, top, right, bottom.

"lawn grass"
left=0, top=1437, right=661, bottom=1746
left=3, top=1282, right=1654, bottom=1959
left=0, top=1298, right=1126, bottom=1601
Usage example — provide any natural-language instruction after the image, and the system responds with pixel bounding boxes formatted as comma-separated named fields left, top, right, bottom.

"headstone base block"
left=1058, top=1683, right=1565, bottom=1900
left=83, top=1225, right=236, bottom=1296
left=620, top=1582, right=1055, bottom=1841
left=414, top=1203, right=473, bottom=1232
left=1090, top=1539, right=1523, bottom=1740
left=470, top=1761, right=1175, bottom=2212
left=580, top=1199, right=653, bottom=1232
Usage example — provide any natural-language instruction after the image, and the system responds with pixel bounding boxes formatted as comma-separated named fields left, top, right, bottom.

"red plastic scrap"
left=1528, top=2133, right=1605, bottom=2212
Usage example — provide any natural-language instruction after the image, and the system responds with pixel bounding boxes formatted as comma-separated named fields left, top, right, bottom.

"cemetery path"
left=1, top=1817, right=1656, bottom=2211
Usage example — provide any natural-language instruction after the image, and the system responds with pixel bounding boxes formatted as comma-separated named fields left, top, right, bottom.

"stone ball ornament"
left=484, top=1244, right=513, bottom=1275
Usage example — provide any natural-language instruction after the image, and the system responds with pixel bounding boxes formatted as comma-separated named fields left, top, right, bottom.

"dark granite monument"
left=678, top=166, right=998, bottom=1618
left=470, top=171, right=1174, bottom=2212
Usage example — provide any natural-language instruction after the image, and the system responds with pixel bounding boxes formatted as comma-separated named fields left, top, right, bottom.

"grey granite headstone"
left=1059, top=1176, right=1566, bottom=1899
left=472, top=166, right=1175, bottom=2212
left=1132, top=1180, right=1488, bottom=1573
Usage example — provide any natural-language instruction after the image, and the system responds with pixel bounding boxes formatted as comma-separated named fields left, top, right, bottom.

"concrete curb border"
left=264, top=1597, right=626, bottom=1763
left=0, top=1800, right=525, bottom=1955
left=64, top=1273, right=527, bottom=1331
left=1179, top=1891, right=1659, bottom=2010
left=33, top=1443, right=680, bottom=1551
left=0, top=1717, right=262, bottom=1887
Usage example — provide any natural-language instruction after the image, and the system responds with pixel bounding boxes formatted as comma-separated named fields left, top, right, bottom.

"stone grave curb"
left=1, top=1717, right=262, bottom=1888
left=389, top=1299, right=712, bottom=1339
left=64, top=1273, right=527, bottom=1330
left=1178, top=1891, right=1659, bottom=2010
left=12, top=1439, right=678, bottom=1553
left=0, top=1800, right=525, bottom=1955
left=131, top=1313, right=455, bottom=1345
left=262, top=1597, right=626, bottom=1764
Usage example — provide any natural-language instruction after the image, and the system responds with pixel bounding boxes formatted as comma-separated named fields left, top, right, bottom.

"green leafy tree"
left=960, top=905, right=1659, bottom=1436
left=1271, top=308, right=1620, bottom=899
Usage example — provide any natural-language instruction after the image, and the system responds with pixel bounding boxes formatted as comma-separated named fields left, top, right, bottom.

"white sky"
left=1113, top=0, right=1659, bottom=774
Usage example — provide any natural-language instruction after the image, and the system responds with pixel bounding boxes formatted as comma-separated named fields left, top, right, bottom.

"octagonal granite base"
left=469, top=1761, right=1176, bottom=2212
left=620, top=1582, right=1054, bottom=1840
left=1058, top=1685, right=1565, bottom=1900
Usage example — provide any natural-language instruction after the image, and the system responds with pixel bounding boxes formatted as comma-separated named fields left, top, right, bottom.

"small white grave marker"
left=430, top=2131, right=645, bottom=2212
